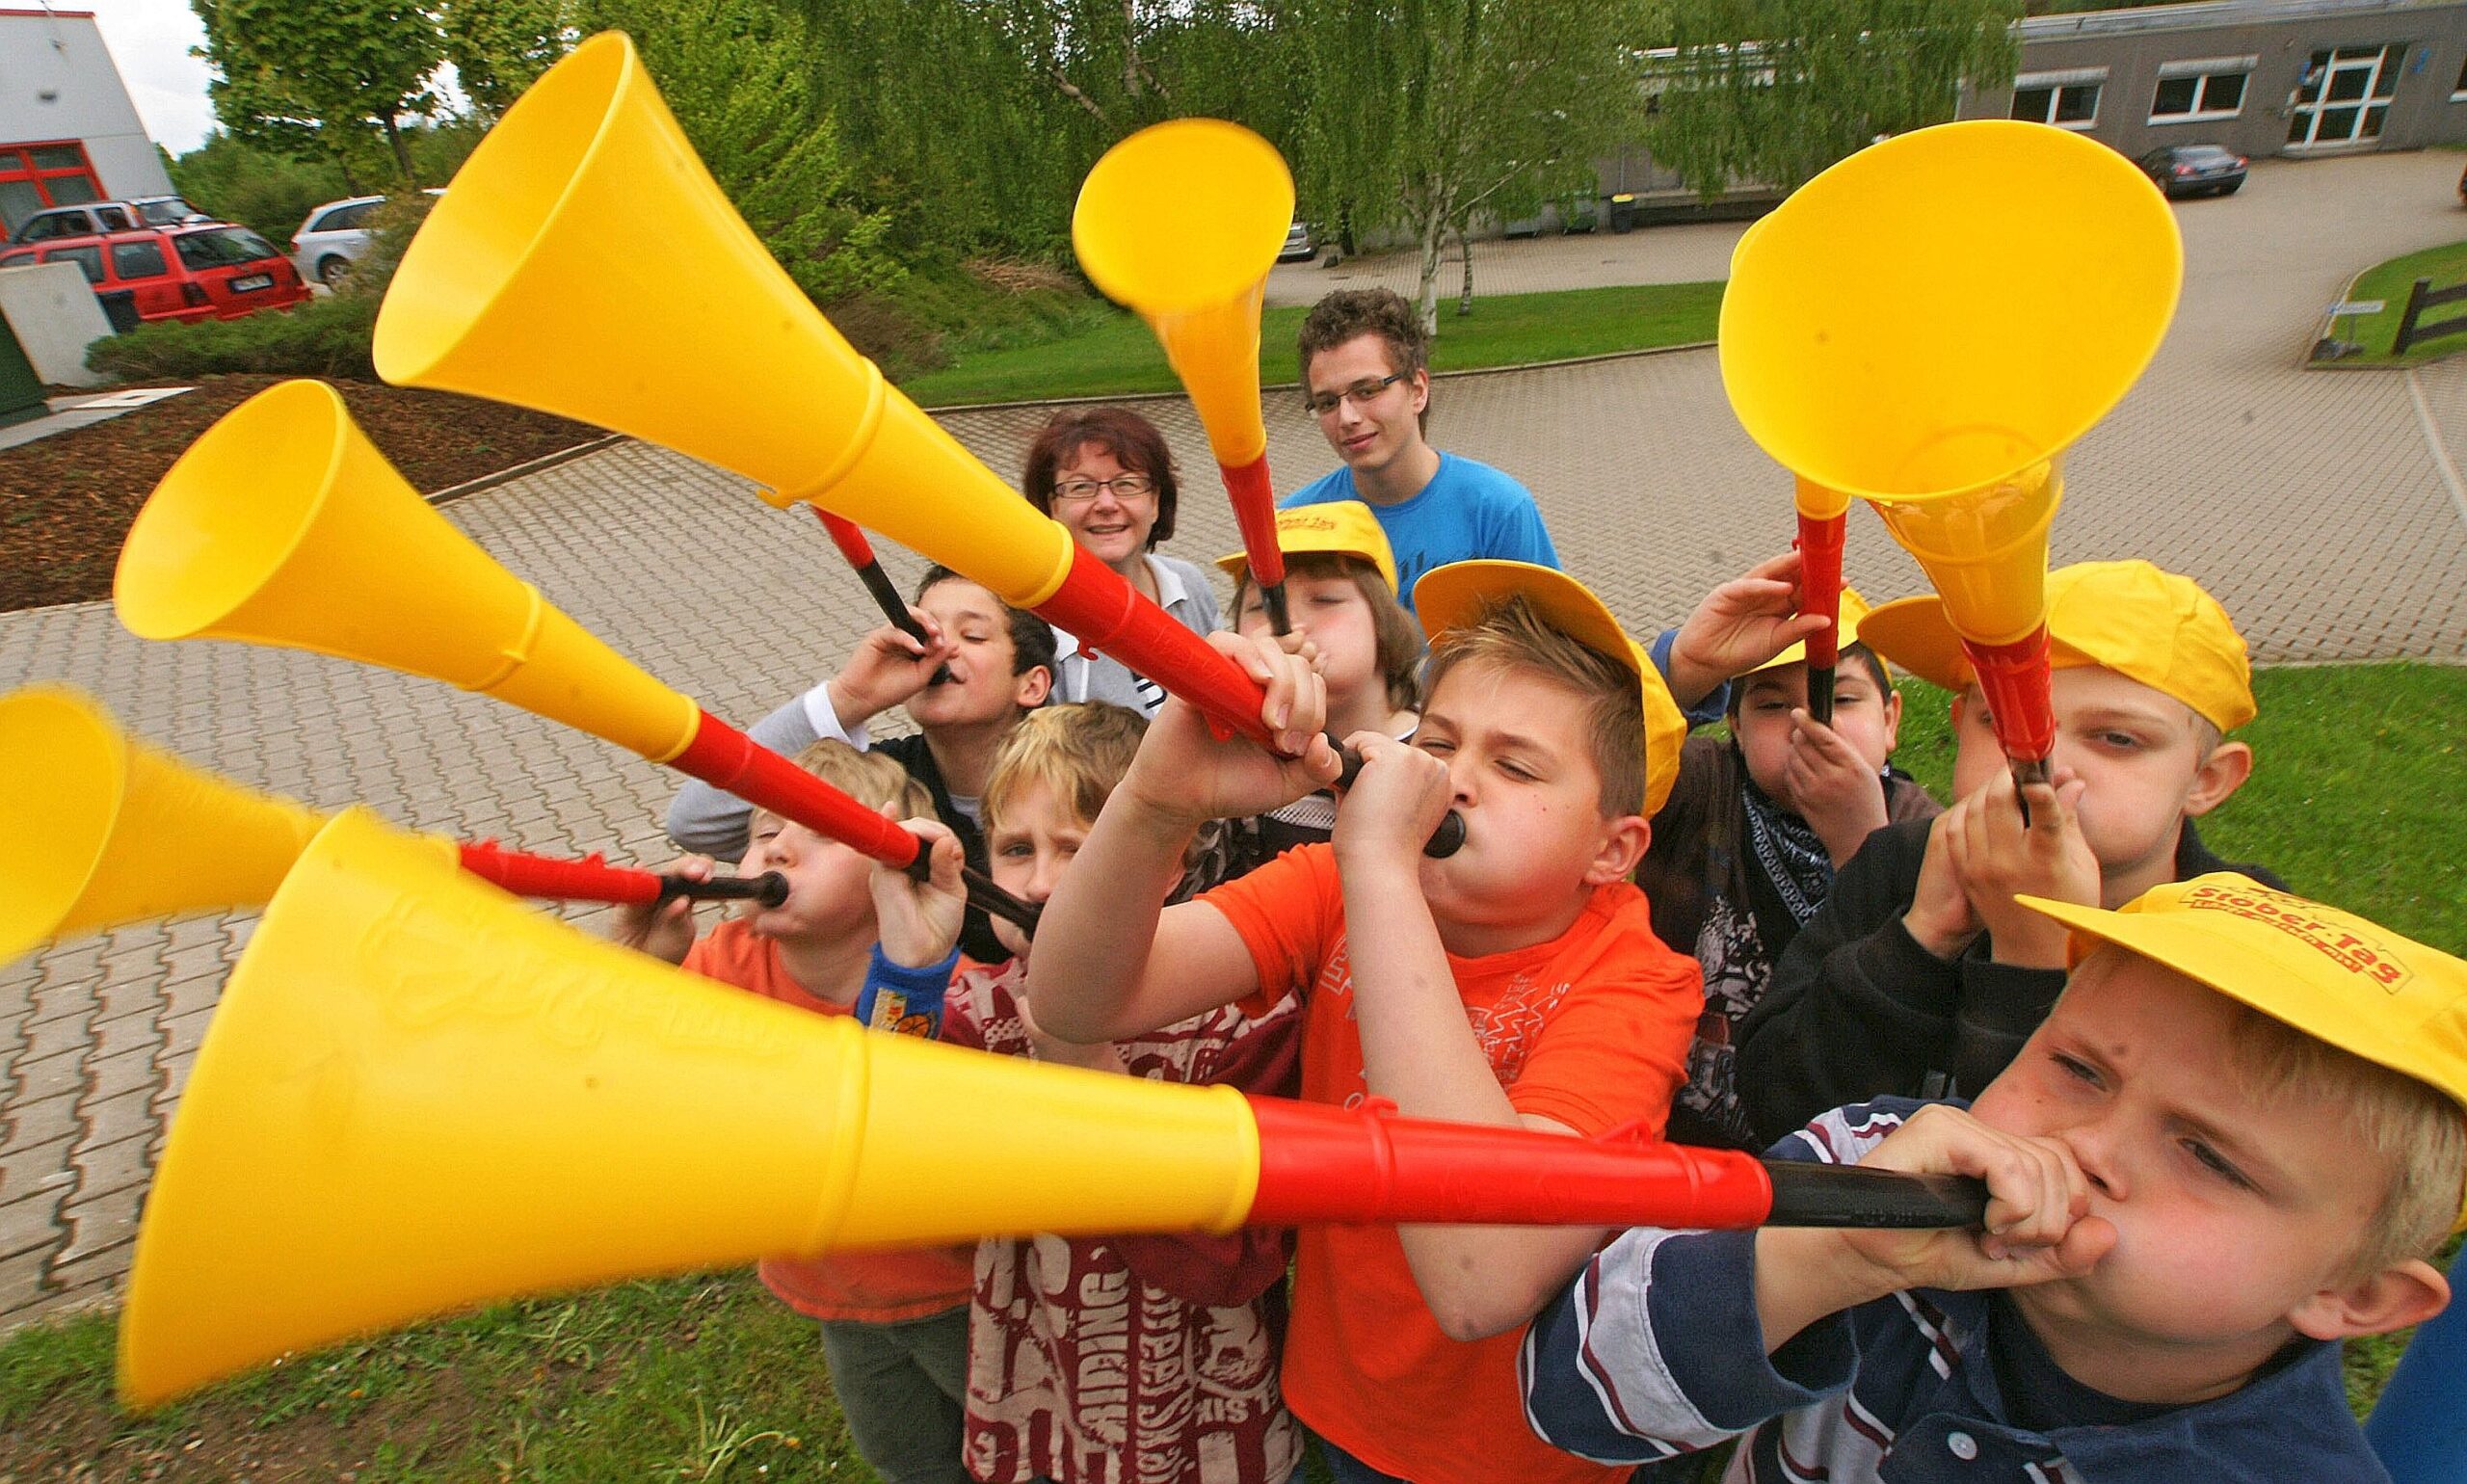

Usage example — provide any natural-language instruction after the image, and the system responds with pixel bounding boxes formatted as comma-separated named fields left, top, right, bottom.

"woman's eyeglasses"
left=1049, top=473, right=1158, bottom=504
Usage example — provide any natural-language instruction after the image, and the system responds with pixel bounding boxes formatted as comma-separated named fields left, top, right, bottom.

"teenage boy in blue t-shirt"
left=1282, top=288, right=1555, bottom=607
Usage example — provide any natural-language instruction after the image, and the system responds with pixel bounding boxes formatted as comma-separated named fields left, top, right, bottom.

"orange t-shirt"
left=681, top=919, right=974, bottom=1324
left=1205, top=844, right=1701, bottom=1484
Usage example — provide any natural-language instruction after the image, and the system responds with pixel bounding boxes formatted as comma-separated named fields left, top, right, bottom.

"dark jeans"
left=817, top=1306, right=972, bottom=1484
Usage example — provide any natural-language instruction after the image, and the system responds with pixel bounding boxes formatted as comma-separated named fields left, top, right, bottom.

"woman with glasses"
left=1021, top=407, right=1224, bottom=716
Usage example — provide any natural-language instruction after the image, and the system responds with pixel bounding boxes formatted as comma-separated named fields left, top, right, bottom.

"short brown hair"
left=1021, top=407, right=1181, bottom=547
left=1233, top=551, right=1424, bottom=713
left=756, top=739, right=937, bottom=830
left=1422, top=595, right=1644, bottom=818
left=1298, top=288, right=1427, bottom=387
left=983, top=702, right=1148, bottom=835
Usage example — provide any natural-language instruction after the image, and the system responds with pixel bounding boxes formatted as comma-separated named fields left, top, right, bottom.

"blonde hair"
left=753, top=740, right=937, bottom=830
left=1233, top=550, right=1425, bottom=712
left=2073, top=950, right=2467, bottom=1275
left=983, top=703, right=1147, bottom=835
left=1422, top=594, right=1643, bottom=817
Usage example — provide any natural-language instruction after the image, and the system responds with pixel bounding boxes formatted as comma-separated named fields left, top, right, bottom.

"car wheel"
left=316, top=255, right=352, bottom=285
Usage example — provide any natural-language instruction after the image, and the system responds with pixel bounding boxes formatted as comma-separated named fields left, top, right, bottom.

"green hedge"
left=84, top=291, right=380, bottom=383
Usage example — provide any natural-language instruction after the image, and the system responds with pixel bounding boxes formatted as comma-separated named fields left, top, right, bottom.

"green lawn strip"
left=0, top=661, right=2457, bottom=1470
left=2326, top=239, right=2467, bottom=366
left=897, top=280, right=1727, bottom=408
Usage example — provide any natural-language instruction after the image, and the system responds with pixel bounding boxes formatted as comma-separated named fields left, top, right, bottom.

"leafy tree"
left=435, top=0, right=573, bottom=119
left=1644, top=0, right=2021, bottom=198
left=191, top=0, right=445, bottom=185
left=166, top=129, right=349, bottom=238
left=576, top=0, right=903, bottom=303
left=1285, top=0, right=1652, bottom=335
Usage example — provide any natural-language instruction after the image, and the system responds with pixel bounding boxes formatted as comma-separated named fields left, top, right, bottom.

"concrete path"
left=2, top=148, right=2463, bottom=1333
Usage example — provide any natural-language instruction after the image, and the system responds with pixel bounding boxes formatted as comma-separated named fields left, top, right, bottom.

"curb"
left=425, top=433, right=628, bottom=505
left=913, top=338, right=1719, bottom=416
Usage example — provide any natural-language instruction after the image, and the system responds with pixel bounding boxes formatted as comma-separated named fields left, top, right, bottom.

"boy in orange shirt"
left=1026, top=562, right=1704, bottom=1484
left=616, top=740, right=975, bottom=1484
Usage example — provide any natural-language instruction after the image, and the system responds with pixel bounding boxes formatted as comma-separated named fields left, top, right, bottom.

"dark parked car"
left=2135, top=145, right=2246, bottom=199
left=10, top=195, right=211, bottom=244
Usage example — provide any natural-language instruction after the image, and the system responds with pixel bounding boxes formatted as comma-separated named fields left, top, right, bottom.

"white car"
left=288, top=189, right=442, bottom=285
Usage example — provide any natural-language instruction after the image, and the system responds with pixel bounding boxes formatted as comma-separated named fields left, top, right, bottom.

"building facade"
left=1968, top=0, right=2467, bottom=162
left=0, top=8, right=175, bottom=236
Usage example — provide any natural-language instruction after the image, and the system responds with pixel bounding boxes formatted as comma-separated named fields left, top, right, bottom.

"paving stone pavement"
left=2, top=147, right=2463, bottom=1333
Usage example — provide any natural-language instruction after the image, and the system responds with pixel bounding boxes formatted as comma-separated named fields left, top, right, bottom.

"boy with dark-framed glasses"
left=1283, top=287, right=1557, bottom=608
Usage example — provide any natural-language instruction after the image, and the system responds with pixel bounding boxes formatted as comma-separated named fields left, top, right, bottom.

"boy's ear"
left=2181, top=738, right=2254, bottom=818
left=1881, top=687, right=1904, bottom=755
left=1585, top=814, right=1651, bottom=886
left=2289, top=1257, right=2450, bottom=1342
left=1015, top=664, right=1054, bottom=710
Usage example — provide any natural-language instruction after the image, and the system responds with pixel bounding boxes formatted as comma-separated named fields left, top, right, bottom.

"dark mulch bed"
left=0, top=375, right=603, bottom=613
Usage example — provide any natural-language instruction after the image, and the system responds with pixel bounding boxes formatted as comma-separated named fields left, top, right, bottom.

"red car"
left=0, top=223, right=309, bottom=331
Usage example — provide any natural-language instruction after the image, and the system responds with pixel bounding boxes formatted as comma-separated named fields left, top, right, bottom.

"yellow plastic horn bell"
left=371, top=31, right=1078, bottom=610
left=1074, top=119, right=1294, bottom=473
left=114, top=379, right=702, bottom=764
left=1720, top=119, right=2182, bottom=649
left=0, top=684, right=324, bottom=964
left=119, top=808, right=1263, bottom=1409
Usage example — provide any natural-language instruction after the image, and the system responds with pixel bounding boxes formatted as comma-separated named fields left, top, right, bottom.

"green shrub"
left=86, top=293, right=380, bottom=383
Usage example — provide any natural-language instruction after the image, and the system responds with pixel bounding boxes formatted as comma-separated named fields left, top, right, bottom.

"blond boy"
left=1737, top=560, right=2269, bottom=1143
left=1026, top=562, right=1702, bottom=1484
left=1525, top=874, right=2461, bottom=1481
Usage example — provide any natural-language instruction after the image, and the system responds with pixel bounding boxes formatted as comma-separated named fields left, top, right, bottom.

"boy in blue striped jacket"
left=1523, top=876, right=2466, bottom=1482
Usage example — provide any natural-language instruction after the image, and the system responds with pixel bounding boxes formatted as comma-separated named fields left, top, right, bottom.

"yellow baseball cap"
left=1410, top=561, right=1687, bottom=816
left=1858, top=560, right=2253, bottom=732
left=2020, top=874, right=2467, bottom=1227
left=1216, top=501, right=1399, bottom=595
left=1747, top=585, right=1885, bottom=677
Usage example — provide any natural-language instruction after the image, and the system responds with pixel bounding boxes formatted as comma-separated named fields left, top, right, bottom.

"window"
left=2289, top=44, right=2406, bottom=146
left=93, top=205, right=132, bottom=232
left=2454, top=52, right=2467, bottom=100
left=0, top=142, right=104, bottom=236
left=2150, top=58, right=2251, bottom=122
left=16, top=210, right=88, bottom=242
left=172, top=227, right=279, bottom=270
left=2011, top=68, right=2106, bottom=128
left=43, top=244, right=104, bottom=284
left=111, top=239, right=168, bottom=278
left=0, top=249, right=33, bottom=268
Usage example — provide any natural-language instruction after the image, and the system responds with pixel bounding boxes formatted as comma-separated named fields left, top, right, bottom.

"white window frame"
left=2011, top=68, right=2107, bottom=130
left=2150, top=56, right=2255, bottom=123
left=2452, top=51, right=2466, bottom=102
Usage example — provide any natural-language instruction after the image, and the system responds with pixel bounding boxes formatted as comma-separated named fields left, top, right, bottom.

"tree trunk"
left=383, top=116, right=416, bottom=186
left=1455, top=218, right=1474, bottom=316
left=1414, top=203, right=1447, bottom=337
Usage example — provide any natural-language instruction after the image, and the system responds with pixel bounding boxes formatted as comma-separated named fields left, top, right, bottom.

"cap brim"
left=1856, top=596, right=2092, bottom=694
left=1411, top=561, right=1687, bottom=815
left=2018, top=894, right=2451, bottom=1121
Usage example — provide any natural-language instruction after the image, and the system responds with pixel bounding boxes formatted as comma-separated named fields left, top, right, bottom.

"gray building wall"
left=1962, top=0, right=2467, bottom=161
left=0, top=11, right=174, bottom=202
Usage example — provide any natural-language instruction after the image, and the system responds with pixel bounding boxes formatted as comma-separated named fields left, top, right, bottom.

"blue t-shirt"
left=1281, top=452, right=1558, bottom=609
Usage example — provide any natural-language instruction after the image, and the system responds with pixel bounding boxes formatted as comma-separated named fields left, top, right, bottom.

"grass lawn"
left=897, top=280, right=1726, bottom=408
left=1, top=660, right=2459, bottom=1476
left=2322, top=239, right=2467, bottom=366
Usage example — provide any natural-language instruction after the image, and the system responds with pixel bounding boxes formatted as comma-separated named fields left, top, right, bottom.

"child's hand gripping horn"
left=110, top=381, right=1041, bottom=940
left=1073, top=119, right=1298, bottom=634
left=362, top=33, right=1301, bottom=759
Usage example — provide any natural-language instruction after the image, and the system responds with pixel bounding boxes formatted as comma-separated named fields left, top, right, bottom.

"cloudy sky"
left=92, top=0, right=217, bottom=154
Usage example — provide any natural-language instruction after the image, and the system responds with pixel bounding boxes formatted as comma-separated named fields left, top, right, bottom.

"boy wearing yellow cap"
left=1219, top=501, right=1424, bottom=866
left=1641, top=568, right=1942, bottom=1150
left=1027, top=562, right=1702, bottom=1484
left=1525, top=874, right=2461, bottom=1482
left=1736, top=560, right=2271, bottom=1146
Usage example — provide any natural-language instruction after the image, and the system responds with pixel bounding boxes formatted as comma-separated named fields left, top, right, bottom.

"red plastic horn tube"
left=453, top=841, right=785, bottom=907
left=1037, top=545, right=1279, bottom=746
left=1960, top=626, right=2058, bottom=782
left=1795, top=509, right=1846, bottom=727
left=1221, top=452, right=1290, bottom=633
left=811, top=508, right=935, bottom=651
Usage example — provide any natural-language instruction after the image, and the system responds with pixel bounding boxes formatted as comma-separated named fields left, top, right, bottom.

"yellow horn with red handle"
left=119, top=813, right=1983, bottom=1411
left=371, top=32, right=1270, bottom=742
left=1721, top=119, right=2181, bottom=782
left=1074, top=119, right=1295, bottom=628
